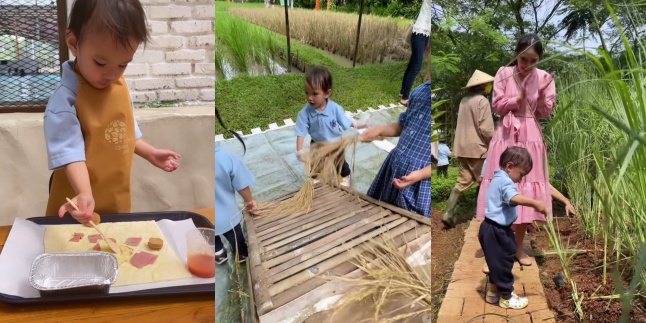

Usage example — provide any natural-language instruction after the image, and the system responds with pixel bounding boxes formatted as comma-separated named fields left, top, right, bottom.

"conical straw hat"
left=462, top=70, right=494, bottom=89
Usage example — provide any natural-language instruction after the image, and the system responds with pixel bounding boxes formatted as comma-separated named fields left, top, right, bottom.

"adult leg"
left=442, top=158, right=475, bottom=227
left=399, top=33, right=430, bottom=101
left=515, top=223, right=532, bottom=265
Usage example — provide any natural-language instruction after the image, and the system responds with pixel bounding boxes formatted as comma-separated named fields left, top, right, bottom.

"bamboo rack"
left=243, top=183, right=432, bottom=321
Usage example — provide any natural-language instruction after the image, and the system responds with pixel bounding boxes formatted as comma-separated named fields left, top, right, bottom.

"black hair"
left=215, top=106, right=246, bottom=155
left=305, top=66, right=333, bottom=92
left=509, top=33, right=544, bottom=66
left=499, top=146, right=533, bottom=172
left=67, top=0, right=149, bottom=50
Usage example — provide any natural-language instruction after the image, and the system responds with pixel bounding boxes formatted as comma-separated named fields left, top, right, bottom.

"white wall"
left=0, top=107, right=215, bottom=226
left=64, top=0, right=215, bottom=105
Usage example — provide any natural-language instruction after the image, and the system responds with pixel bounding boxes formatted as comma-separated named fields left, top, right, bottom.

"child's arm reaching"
left=296, top=136, right=305, bottom=162
left=59, top=162, right=95, bottom=223
left=510, top=195, right=548, bottom=215
left=295, top=108, right=310, bottom=162
left=238, top=186, right=259, bottom=214
left=135, top=139, right=180, bottom=172
left=393, top=165, right=431, bottom=189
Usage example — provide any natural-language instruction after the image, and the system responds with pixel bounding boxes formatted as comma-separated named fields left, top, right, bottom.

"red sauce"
left=188, top=253, right=215, bottom=278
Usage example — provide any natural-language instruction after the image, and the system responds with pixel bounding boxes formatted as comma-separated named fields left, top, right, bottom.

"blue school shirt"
left=43, top=60, right=143, bottom=170
left=294, top=100, right=352, bottom=143
left=215, top=144, right=256, bottom=236
left=484, top=170, right=520, bottom=226
left=437, top=143, right=451, bottom=166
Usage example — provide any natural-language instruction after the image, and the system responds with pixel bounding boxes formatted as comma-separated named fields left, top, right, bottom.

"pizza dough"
left=44, top=221, right=192, bottom=287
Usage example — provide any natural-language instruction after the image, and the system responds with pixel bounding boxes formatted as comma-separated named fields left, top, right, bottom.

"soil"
left=430, top=209, right=470, bottom=321
left=531, top=205, right=646, bottom=322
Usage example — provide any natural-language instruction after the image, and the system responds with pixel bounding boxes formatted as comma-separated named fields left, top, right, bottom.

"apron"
left=45, top=65, right=136, bottom=216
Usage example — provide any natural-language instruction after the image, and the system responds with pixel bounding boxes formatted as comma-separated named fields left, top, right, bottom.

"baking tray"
left=0, top=211, right=214, bottom=305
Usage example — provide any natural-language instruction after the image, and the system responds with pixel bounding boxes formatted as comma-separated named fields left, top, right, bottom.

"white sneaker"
left=499, top=292, right=529, bottom=310
left=339, top=176, right=350, bottom=187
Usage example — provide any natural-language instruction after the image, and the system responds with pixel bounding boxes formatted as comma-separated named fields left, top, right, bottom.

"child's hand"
left=533, top=200, right=547, bottom=215
left=59, top=193, right=95, bottom=224
left=359, top=128, right=384, bottom=143
left=393, top=170, right=422, bottom=189
left=296, top=150, right=305, bottom=162
left=245, top=201, right=259, bottom=215
left=149, top=149, right=180, bottom=172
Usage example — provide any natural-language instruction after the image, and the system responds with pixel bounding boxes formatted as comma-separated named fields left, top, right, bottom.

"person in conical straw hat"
left=442, top=70, right=495, bottom=228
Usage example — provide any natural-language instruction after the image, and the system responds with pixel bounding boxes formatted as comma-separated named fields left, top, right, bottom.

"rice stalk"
left=269, top=160, right=315, bottom=216
left=329, top=237, right=432, bottom=322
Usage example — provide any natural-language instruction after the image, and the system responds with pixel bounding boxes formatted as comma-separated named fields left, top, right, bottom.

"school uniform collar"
left=493, top=170, right=510, bottom=179
left=307, top=99, right=334, bottom=117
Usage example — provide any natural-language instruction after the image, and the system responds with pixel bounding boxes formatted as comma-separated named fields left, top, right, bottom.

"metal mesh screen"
left=0, top=1, right=62, bottom=109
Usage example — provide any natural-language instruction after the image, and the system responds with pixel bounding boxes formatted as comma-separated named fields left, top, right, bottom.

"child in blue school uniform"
left=437, top=140, right=451, bottom=178
left=295, top=66, right=361, bottom=186
left=215, top=107, right=258, bottom=264
left=480, top=147, right=547, bottom=309
left=359, top=80, right=431, bottom=217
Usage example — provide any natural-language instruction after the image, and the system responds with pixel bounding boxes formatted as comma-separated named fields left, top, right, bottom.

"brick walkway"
left=436, top=220, right=555, bottom=323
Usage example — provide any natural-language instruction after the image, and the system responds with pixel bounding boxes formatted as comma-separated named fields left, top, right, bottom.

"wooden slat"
left=269, top=225, right=430, bottom=308
left=263, top=210, right=396, bottom=268
left=254, top=185, right=336, bottom=227
left=267, top=220, right=419, bottom=296
left=257, top=194, right=368, bottom=240
left=244, top=211, right=274, bottom=316
left=260, top=207, right=387, bottom=261
left=265, top=216, right=409, bottom=283
left=260, top=206, right=378, bottom=252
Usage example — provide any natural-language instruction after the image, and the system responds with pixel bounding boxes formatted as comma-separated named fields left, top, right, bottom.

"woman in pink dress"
left=476, top=34, right=555, bottom=266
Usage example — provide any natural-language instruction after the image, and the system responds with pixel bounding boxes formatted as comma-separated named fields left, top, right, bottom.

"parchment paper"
left=0, top=218, right=214, bottom=298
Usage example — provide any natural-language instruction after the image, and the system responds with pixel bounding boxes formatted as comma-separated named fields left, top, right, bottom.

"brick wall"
left=65, top=0, right=215, bottom=105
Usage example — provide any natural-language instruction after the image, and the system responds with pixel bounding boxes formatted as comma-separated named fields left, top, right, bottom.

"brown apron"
left=45, top=67, right=136, bottom=216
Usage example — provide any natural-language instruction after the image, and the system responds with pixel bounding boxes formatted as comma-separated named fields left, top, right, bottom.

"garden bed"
left=532, top=213, right=646, bottom=322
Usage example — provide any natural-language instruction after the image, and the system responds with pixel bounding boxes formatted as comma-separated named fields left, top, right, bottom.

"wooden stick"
left=266, top=216, right=409, bottom=282
left=260, top=208, right=387, bottom=261
left=263, top=210, right=396, bottom=268
left=243, top=210, right=274, bottom=316
left=269, top=226, right=429, bottom=308
left=260, top=205, right=375, bottom=252
left=268, top=220, right=418, bottom=296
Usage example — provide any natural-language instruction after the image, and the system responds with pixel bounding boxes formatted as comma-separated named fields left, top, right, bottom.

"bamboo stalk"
left=243, top=210, right=274, bottom=315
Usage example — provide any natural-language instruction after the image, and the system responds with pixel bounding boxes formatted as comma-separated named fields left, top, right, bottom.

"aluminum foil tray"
left=29, top=252, right=118, bottom=297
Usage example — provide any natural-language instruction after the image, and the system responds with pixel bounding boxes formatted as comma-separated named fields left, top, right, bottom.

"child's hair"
left=499, top=146, right=533, bottom=172
left=68, top=0, right=150, bottom=50
left=305, top=66, right=333, bottom=92
left=215, top=106, right=247, bottom=154
left=509, top=33, right=544, bottom=66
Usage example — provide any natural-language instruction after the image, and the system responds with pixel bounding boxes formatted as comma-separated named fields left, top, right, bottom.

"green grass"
left=216, top=12, right=278, bottom=74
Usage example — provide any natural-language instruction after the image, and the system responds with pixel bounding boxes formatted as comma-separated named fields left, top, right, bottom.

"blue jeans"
left=400, top=33, right=429, bottom=100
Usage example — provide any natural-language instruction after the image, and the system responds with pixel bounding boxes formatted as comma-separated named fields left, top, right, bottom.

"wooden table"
left=0, top=209, right=215, bottom=323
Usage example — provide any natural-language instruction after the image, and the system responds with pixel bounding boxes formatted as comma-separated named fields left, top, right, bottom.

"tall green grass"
left=215, top=12, right=278, bottom=75
left=544, top=2, right=646, bottom=319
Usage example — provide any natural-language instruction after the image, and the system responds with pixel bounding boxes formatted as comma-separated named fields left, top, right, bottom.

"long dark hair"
left=509, top=33, right=544, bottom=66
left=215, top=106, right=246, bottom=154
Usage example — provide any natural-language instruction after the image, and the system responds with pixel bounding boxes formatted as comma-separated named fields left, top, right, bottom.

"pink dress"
left=476, top=66, right=555, bottom=224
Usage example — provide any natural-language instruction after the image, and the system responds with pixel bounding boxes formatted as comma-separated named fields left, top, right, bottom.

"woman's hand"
left=539, top=72, right=555, bottom=94
left=148, top=149, right=180, bottom=172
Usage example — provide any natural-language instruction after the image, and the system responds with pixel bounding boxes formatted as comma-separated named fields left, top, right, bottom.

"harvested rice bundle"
left=333, top=238, right=432, bottom=322
left=268, top=160, right=315, bottom=216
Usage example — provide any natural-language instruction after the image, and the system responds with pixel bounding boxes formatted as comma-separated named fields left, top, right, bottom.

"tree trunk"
left=315, top=0, right=321, bottom=10
left=327, top=0, right=331, bottom=10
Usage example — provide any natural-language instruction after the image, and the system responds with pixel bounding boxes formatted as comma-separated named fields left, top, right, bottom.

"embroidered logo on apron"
left=104, top=119, right=132, bottom=155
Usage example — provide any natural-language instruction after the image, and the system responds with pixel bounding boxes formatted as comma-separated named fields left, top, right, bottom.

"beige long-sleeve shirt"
left=452, top=93, right=495, bottom=158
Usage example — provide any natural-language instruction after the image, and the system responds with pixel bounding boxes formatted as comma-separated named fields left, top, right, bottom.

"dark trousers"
left=478, top=218, right=516, bottom=295
left=311, top=140, right=351, bottom=178
left=400, top=33, right=430, bottom=100
left=215, top=223, right=248, bottom=258
left=437, top=165, right=449, bottom=177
